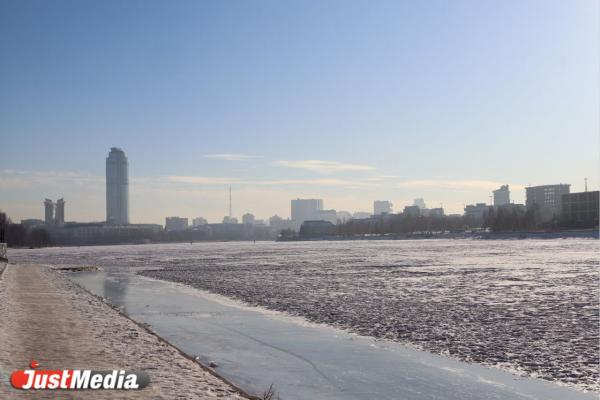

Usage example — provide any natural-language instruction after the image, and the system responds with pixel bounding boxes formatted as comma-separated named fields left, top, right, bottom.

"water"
left=10, top=239, right=599, bottom=397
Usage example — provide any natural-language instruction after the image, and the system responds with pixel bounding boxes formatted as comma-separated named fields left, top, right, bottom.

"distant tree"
left=0, top=211, right=7, bottom=243
left=29, top=228, right=52, bottom=248
left=6, top=224, right=26, bottom=247
left=278, top=228, right=296, bottom=240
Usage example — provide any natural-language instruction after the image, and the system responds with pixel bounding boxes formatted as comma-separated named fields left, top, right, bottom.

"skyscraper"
left=44, top=198, right=54, bottom=225
left=43, top=198, right=65, bottom=227
left=55, top=198, right=65, bottom=227
left=106, top=147, right=129, bottom=225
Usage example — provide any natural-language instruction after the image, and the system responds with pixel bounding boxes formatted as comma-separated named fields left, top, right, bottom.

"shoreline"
left=5, top=228, right=598, bottom=250
left=0, top=263, right=253, bottom=399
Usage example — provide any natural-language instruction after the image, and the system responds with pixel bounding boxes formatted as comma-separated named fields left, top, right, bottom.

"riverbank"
left=0, top=264, right=250, bottom=399
left=279, top=229, right=599, bottom=241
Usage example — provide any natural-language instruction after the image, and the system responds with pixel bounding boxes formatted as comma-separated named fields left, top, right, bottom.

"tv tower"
left=228, top=186, right=232, bottom=218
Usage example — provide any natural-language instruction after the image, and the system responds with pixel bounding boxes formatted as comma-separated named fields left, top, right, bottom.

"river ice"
left=10, top=239, right=599, bottom=392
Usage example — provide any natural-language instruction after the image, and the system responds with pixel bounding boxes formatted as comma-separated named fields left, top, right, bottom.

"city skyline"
left=2, top=155, right=590, bottom=226
left=1, top=0, right=598, bottom=224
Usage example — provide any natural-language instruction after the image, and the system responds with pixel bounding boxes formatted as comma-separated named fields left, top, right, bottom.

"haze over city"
left=1, top=0, right=598, bottom=224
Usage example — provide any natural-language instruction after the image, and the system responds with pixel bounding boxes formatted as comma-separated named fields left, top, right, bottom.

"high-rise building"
left=44, top=198, right=54, bottom=225
left=291, top=199, right=323, bottom=224
left=526, top=184, right=570, bottom=222
left=106, top=147, right=129, bottom=225
left=373, top=200, right=393, bottom=215
left=43, top=198, right=66, bottom=227
left=55, top=198, right=65, bottom=227
left=493, top=185, right=510, bottom=206
left=561, top=191, right=599, bottom=228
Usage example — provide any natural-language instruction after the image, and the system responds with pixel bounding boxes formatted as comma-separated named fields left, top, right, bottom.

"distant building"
left=43, top=198, right=65, bottom=227
left=55, top=198, right=65, bottom=227
left=561, top=191, right=599, bottom=228
left=192, top=217, right=207, bottom=226
left=413, top=198, right=427, bottom=209
left=44, top=199, right=54, bottom=225
left=336, top=211, right=353, bottom=223
left=242, top=213, right=255, bottom=225
left=419, top=208, right=430, bottom=217
left=352, top=211, right=372, bottom=219
left=315, top=209, right=337, bottom=224
left=269, top=215, right=295, bottom=232
left=526, top=184, right=570, bottom=222
left=106, top=147, right=129, bottom=225
left=299, top=220, right=335, bottom=238
left=429, top=207, right=444, bottom=217
left=269, top=214, right=283, bottom=226
left=497, top=203, right=526, bottom=213
left=21, top=219, right=44, bottom=228
left=55, top=223, right=162, bottom=245
left=291, top=199, right=323, bottom=227
left=493, top=185, right=510, bottom=206
left=403, top=205, right=420, bottom=216
left=373, top=200, right=393, bottom=215
left=464, top=203, right=490, bottom=226
left=165, top=217, right=188, bottom=232
left=222, top=216, right=238, bottom=224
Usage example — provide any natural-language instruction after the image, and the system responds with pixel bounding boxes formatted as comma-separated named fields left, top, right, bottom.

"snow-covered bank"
left=0, top=264, right=248, bottom=400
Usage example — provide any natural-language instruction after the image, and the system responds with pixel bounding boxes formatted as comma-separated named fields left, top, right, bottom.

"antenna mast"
left=585, top=177, right=588, bottom=192
left=229, top=186, right=232, bottom=218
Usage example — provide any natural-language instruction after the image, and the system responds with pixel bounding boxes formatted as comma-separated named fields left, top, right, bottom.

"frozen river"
left=10, top=238, right=599, bottom=396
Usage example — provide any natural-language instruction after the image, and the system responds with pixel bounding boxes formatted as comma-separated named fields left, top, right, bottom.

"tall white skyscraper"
left=106, top=147, right=129, bottom=225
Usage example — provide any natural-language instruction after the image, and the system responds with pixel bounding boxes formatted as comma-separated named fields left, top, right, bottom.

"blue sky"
left=1, top=0, right=598, bottom=223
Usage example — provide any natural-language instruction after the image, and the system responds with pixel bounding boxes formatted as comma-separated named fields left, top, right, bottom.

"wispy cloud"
left=274, top=160, right=376, bottom=174
left=165, top=176, right=372, bottom=187
left=397, top=179, right=524, bottom=191
left=204, top=153, right=260, bottom=161
left=166, top=176, right=239, bottom=185
left=0, top=169, right=103, bottom=189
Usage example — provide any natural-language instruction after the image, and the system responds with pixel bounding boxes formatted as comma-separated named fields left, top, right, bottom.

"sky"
left=1, top=0, right=598, bottom=224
